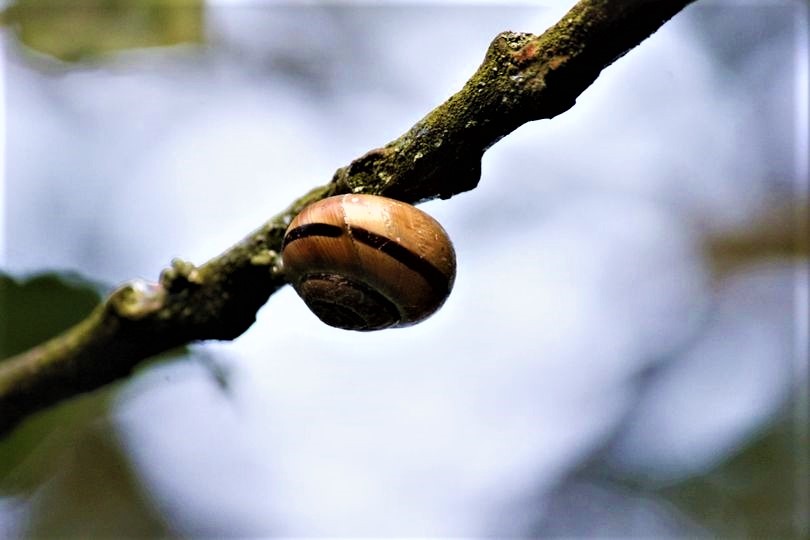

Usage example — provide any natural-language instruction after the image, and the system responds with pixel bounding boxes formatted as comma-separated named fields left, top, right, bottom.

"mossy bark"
left=0, top=0, right=697, bottom=436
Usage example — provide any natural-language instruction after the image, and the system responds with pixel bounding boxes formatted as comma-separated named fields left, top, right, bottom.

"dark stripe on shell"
left=348, top=227, right=450, bottom=296
left=282, top=222, right=343, bottom=249
left=284, top=222, right=450, bottom=295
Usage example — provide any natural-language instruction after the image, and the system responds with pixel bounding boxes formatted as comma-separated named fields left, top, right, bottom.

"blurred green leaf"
left=0, top=384, right=115, bottom=494
left=0, top=272, right=103, bottom=360
left=660, top=412, right=808, bottom=538
left=0, top=271, right=184, bottom=537
left=23, top=424, right=171, bottom=538
left=2, top=345, right=219, bottom=535
left=1, top=271, right=107, bottom=493
left=1, top=0, right=204, bottom=62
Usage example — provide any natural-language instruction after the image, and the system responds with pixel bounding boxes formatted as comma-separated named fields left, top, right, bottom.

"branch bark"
left=0, top=0, right=697, bottom=435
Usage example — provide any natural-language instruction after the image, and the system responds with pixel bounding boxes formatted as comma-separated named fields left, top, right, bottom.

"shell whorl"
left=281, top=194, right=456, bottom=331
left=295, top=272, right=401, bottom=331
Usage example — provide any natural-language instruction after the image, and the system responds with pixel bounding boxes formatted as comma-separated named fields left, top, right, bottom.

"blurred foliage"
left=0, top=381, right=113, bottom=494
left=21, top=425, right=171, bottom=538
left=0, top=272, right=102, bottom=360
left=660, top=410, right=808, bottom=538
left=0, top=271, right=173, bottom=537
left=706, top=203, right=809, bottom=277
left=0, top=0, right=204, bottom=62
left=531, top=404, right=808, bottom=538
left=1, top=272, right=106, bottom=492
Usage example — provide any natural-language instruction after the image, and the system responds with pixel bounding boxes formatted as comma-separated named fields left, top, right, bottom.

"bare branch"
left=0, top=0, right=697, bottom=436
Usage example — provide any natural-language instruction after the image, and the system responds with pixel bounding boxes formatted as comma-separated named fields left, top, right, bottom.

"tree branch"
left=0, top=0, right=697, bottom=436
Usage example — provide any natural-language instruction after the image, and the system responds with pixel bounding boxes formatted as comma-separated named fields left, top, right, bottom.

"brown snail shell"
left=281, top=194, right=456, bottom=331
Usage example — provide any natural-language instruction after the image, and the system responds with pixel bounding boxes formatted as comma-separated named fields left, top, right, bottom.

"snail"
left=281, top=194, right=456, bottom=331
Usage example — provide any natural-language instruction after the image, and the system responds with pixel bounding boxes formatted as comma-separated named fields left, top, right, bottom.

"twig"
left=0, top=0, right=697, bottom=436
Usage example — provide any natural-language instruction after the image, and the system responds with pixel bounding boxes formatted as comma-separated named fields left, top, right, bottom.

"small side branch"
left=0, top=0, right=696, bottom=436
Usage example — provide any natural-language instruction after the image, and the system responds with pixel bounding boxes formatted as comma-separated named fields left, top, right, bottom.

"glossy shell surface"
left=282, top=194, right=456, bottom=331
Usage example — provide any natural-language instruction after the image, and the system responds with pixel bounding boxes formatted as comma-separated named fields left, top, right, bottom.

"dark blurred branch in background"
left=0, top=0, right=698, bottom=435
left=705, top=202, right=810, bottom=276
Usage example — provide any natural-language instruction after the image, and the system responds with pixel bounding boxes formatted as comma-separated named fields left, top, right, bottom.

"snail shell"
left=281, top=194, right=456, bottom=331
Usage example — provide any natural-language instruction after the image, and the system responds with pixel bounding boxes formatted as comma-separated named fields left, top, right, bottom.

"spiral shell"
left=281, top=194, right=456, bottom=331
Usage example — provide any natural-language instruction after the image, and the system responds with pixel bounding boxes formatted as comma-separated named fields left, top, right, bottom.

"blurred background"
left=1, top=0, right=808, bottom=537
